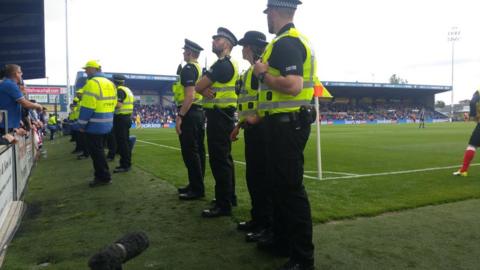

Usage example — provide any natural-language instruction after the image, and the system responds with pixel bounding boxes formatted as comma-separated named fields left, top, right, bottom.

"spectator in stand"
left=135, top=114, right=141, bottom=128
left=0, top=64, right=42, bottom=135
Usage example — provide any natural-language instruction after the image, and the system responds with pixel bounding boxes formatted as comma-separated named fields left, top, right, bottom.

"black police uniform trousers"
left=85, top=132, right=111, bottom=181
left=179, top=105, right=206, bottom=195
left=71, top=127, right=77, bottom=142
left=113, top=114, right=132, bottom=168
left=244, top=122, right=272, bottom=228
left=77, top=131, right=89, bottom=156
left=105, top=130, right=116, bottom=159
left=265, top=113, right=314, bottom=265
left=205, top=107, right=236, bottom=210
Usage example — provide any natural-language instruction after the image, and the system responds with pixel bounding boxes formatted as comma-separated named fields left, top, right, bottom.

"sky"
left=26, top=0, right=480, bottom=104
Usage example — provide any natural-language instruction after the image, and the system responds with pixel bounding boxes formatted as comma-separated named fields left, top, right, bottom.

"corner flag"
left=313, top=82, right=332, bottom=180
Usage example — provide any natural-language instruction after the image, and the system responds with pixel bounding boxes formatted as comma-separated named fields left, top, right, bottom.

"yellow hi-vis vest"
left=115, top=85, right=134, bottom=115
left=173, top=62, right=203, bottom=106
left=72, top=105, right=80, bottom=120
left=48, top=116, right=57, bottom=125
left=258, top=27, right=317, bottom=116
left=78, top=76, right=117, bottom=134
left=202, top=58, right=239, bottom=109
left=237, top=67, right=258, bottom=122
left=68, top=108, right=75, bottom=121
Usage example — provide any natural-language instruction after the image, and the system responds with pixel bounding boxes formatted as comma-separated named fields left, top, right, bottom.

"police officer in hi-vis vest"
left=230, top=31, right=273, bottom=242
left=112, top=74, right=134, bottom=173
left=75, top=89, right=90, bottom=159
left=195, top=27, right=239, bottom=218
left=254, top=1, right=317, bottom=269
left=69, top=97, right=79, bottom=146
left=78, top=60, right=117, bottom=188
left=174, top=39, right=206, bottom=200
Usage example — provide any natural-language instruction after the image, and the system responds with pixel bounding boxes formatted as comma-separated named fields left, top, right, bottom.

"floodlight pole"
left=448, top=27, right=460, bottom=122
left=65, top=0, right=71, bottom=106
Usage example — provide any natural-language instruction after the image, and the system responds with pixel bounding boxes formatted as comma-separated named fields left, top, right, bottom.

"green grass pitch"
left=3, top=122, right=480, bottom=269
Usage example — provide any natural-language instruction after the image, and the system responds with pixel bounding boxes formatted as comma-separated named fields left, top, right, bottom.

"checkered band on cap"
left=267, top=0, right=302, bottom=9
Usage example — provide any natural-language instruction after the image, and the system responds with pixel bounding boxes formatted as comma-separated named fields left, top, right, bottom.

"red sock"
left=461, top=150, right=476, bottom=172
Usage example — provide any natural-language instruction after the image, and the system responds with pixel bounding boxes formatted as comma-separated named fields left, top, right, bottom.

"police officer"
left=112, top=74, right=134, bottom=173
left=174, top=39, right=207, bottom=200
left=75, top=88, right=90, bottom=159
left=230, top=31, right=272, bottom=241
left=106, top=128, right=116, bottom=162
left=254, top=1, right=316, bottom=269
left=78, top=60, right=117, bottom=187
left=195, top=27, right=239, bottom=217
left=47, top=113, right=57, bottom=140
left=68, top=101, right=77, bottom=143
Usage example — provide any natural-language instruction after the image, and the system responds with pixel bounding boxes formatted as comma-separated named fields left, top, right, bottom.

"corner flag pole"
left=314, top=94, right=322, bottom=180
left=313, top=83, right=332, bottom=180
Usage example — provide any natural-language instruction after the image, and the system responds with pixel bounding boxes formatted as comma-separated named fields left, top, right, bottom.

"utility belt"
left=205, top=106, right=236, bottom=122
left=264, top=105, right=316, bottom=127
left=114, top=114, right=132, bottom=121
left=205, top=106, right=236, bottom=113
left=177, top=104, right=203, bottom=111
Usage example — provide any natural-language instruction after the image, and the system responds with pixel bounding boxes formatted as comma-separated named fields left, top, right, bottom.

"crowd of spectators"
left=132, top=103, right=176, bottom=125
left=130, top=101, right=448, bottom=125
left=318, top=102, right=447, bottom=122
left=1, top=64, right=46, bottom=146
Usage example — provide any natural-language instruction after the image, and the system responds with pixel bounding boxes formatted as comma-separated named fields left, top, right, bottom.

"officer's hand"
left=79, top=128, right=85, bottom=133
left=245, top=115, right=261, bottom=125
left=254, top=60, right=269, bottom=77
left=202, top=88, right=215, bottom=99
left=230, top=125, right=240, bottom=142
left=175, top=116, right=182, bottom=135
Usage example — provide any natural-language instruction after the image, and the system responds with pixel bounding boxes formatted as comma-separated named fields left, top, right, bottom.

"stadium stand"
left=132, top=103, right=176, bottom=125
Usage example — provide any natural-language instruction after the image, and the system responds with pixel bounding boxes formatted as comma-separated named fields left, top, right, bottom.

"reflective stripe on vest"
left=258, top=27, right=317, bottom=115
left=90, top=118, right=114, bottom=123
left=86, top=79, right=117, bottom=101
left=173, top=62, right=203, bottom=106
left=202, top=58, right=239, bottom=109
left=212, top=86, right=236, bottom=92
left=237, top=67, right=259, bottom=121
left=81, top=77, right=116, bottom=131
left=115, top=86, right=134, bottom=115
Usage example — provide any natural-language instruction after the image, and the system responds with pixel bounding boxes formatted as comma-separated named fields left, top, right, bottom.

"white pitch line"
left=137, top=139, right=247, bottom=166
left=322, top=163, right=480, bottom=180
left=137, top=139, right=181, bottom=151
left=305, top=170, right=360, bottom=176
left=303, top=174, right=320, bottom=180
left=138, top=139, right=476, bottom=182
